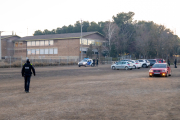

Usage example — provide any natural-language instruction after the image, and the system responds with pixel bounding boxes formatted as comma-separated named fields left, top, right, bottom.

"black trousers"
left=24, top=75, right=31, bottom=92
left=175, top=64, right=177, bottom=68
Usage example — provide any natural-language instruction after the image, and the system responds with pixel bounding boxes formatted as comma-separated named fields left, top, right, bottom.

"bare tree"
left=103, top=21, right=119, bottom=56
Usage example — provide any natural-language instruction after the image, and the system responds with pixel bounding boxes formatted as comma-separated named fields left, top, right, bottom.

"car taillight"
left=136, top=63, right=138, bottom=64
left=128, top=64, right=130, bottom=66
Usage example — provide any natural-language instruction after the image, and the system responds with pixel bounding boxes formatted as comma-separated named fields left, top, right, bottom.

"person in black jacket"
left=96, top=58, right=98, bottom=67
left=174, top=59, right=177, bottom=68
left=93, top=59, right=95, bottom=67
left=167, top=58, right=170, bottom=66
left=21, top=59, right=36, bottom=93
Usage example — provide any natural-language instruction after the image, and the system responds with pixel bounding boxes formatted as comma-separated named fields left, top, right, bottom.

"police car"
left=78, top=58, right=93, bottom=67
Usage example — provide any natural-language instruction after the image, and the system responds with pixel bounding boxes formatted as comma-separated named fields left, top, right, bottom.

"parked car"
left=149, top=63, right=171, bottom=77
left=129, top=60, right=141, bottom=69
left=148, top=59, right=158, bottom=66
left=111, top=61, right=133, bottom=70
left=78, top=59, right=93, bottom=67
left=137, top=59, right=150, bottom=68
left=120, top=59, right=131, bottom=62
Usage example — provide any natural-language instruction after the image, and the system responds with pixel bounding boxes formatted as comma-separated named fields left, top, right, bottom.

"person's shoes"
left=25, top=91, right=29, bottom=93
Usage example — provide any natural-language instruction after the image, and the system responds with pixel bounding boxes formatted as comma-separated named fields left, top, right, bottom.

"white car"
left=78, top=59, right=93, bottom=67
left=111, top=61, right=133, bottom=70
left=137, top=59, right=150, bottom=68
left=129, top=60, right=141, bottom=69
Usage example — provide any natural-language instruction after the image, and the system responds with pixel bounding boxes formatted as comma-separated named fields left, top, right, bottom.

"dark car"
left=148, top=59, right=158, bottom=66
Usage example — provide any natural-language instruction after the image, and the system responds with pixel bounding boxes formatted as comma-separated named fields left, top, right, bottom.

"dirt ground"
left=0, top=64, right=180, bottom=120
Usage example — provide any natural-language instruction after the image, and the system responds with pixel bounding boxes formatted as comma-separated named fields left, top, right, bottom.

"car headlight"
left=149, top=70, right=153, bottom=72
left=83, top=62, right=86, bottom=64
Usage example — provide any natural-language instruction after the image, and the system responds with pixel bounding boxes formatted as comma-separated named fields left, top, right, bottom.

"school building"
left=1, top=32, right=108, bottom=60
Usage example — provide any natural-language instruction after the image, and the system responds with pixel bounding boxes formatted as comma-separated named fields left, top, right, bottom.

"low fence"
left=0, top=56, right=113, bottom=68
left=100, top=57, right=112, bottom=64
left=0, top=56, right=79, bottom=68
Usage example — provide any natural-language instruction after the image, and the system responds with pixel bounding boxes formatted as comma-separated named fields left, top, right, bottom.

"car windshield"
left=148, top=60, right=156, bottom=62
left=81, top=60, right=87, bottom=62
left=152, top=64, right=166, bottom=68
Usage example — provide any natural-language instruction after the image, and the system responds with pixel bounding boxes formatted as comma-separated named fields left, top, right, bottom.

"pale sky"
left=0, top=0, right=180, bottom=37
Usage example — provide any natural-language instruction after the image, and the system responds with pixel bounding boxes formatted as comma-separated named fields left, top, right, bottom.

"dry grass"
left=0, top=65, right=180, bottom=119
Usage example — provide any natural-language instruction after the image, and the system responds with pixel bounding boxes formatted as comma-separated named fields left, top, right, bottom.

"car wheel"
left=142, top=64, right=147, bottom=68
left=133, top=65, right=136, bottom=69
left=112, top=66, right=116, bottom=70
left=79, top=65, right=81, bottom=67
left=138, top=67, right=140, bottom=69
left=169, top=73, right=171, bottom=76
left=125, top=66, right=128, bottom=70
left=130, top=68, right=132, bottom=70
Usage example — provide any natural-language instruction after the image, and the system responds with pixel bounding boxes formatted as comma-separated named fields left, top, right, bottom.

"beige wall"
left=14, top=41, right=27, bottom=57
left=14, top=38, right=80, bottom=58
left=1, top=36, right=20, bottom=57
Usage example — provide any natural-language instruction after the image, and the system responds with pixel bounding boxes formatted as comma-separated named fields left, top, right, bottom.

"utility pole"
left=0, top=31, right=3, bottom=60
left=27, top=28, right=28, bottom=36
left=80, top=20, right=83, bottom=61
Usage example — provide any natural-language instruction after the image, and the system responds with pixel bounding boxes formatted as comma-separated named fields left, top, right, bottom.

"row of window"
left=82, top=51, right=98, bottom=54
left=27, top=40, right=54, bottom=46
left=27, top=48, right=58, bottom=55
left=15, top=42, right=23, bottom=47
left=80, top=39, right=103, bottom=46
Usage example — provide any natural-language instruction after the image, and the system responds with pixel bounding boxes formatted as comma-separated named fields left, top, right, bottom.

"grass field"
left=0, top=65, right=180, bottom=119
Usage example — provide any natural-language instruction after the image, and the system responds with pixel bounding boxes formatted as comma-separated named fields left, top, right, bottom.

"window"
left=45, top=49, right=48, bottom=54
left=40, top=41, right=44, bottom=46
left=31, top=49, right=35, bottom=54
left=19, top=42, right=23, bottom=46
left=40, top=49, right=44, bottom=54
left=27, top=41, right=31, bottom=46
left=95, top=52, right=98, bottom=54
left=45, top=40, right=49, bottom=46
left=36, top=49, right=39, bottom=54
left=83, top=51, right=86, bottom=54
left=49, top=40, right=54, bottom=45
left=31, top=41, right=35, bottom=46
left=88, top=40, right=95, bottom=45
left=103, top=42, right=107, bottom=46
left=82, top=39, right=87, bottom=45
left=15, top=42, right=18, bottom=47
left=54, top=48, right=58, bottom=54
left=36, top=41, right=39, bottom=46
left=27, top=49, right=31, bottom=55
left=49, top=49, right=53, bottom=54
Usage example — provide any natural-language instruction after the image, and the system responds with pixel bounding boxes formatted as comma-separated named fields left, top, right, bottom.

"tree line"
left=33, top=12, right=180, bottom=59
left=33, top=21, right=105, bottom=35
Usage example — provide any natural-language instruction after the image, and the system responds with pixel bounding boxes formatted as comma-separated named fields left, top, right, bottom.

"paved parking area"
left=0, top=65, right=180, bottom=119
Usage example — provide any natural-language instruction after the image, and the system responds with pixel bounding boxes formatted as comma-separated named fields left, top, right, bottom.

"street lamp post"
left=80, top=20, right=83, bottom=61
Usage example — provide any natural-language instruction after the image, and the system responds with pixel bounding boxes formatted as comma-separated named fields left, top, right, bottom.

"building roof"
left=14, top=31, right=104, bottom=42
left=1, top=35, right=20, bottom=39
